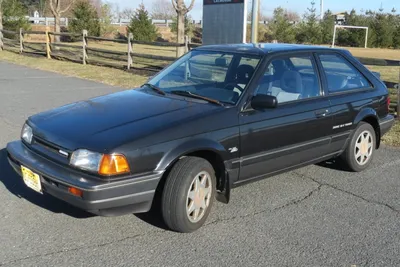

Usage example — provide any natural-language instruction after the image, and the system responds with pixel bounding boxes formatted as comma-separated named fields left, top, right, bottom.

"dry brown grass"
left=0, top=50, right=147, bottom=88
left=382, top=121, right=400, bottom=147
left=344, top=47, right=400, bottom=60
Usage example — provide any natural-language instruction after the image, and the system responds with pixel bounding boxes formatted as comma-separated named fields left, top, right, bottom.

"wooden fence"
left=0, top=28, right=398, bottom=118
left=0, top=28, right=201, bottom=73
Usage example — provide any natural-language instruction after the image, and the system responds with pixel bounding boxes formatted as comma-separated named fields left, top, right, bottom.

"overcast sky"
left=112, top=0, right=399, bottom=20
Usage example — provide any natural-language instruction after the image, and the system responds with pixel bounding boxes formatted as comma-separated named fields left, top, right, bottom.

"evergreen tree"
left=2, top=0, right=30, bottom=37
left=299, top=1, right=322, bottom=44
left=371, top=11, right=394, bottom=48
left=320, top=10, right=335, bottom=44
left=393, top=25, right=400, bottom=48
left=269, top=7, right=296, bottom=43
left=393, top=11, right=400, bottom=48
left=128, top=3, right=158, bottom=42
left=69, top=1, right=100, bottom=37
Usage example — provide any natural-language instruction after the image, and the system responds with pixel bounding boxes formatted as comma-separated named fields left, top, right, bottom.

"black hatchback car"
left=7, top=43, right=394, bottom=232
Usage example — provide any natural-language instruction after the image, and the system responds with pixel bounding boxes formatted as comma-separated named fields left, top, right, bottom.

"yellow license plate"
left=21, top=165, right=42, bottom=193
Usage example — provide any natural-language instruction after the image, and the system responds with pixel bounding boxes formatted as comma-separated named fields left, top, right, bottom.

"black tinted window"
left=318, top=54, right=371, bottom=92
left=254, top=55, right=321, bottom=104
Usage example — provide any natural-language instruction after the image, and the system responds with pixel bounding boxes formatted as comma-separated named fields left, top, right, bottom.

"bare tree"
left=119, top=8, right=135, bottom=19
left=248, top=1, right=270, bottom=21
left=285, top=10, right=300, bottom=23
left=171, top=0, right=195, bottom=56
left=152, top=0, right=175, bottom=20
left=112, top=3, right=121, bottom=20
left=90, top=0, right=102, bottom=16
left=49, top=0, right=75, bottom=41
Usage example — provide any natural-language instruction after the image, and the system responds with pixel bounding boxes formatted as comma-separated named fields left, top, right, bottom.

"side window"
left=254, top=55, right=321, bottom=104
left=318, top=54, right=371, bottom=93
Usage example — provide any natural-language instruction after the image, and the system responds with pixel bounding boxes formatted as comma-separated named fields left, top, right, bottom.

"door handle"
left=315, top=109, right=329, bottom=118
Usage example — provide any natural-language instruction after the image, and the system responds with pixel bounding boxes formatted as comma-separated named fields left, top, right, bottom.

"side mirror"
left=251, top=94, right=278, bottom=110
left=215, top=57, right=228, bottom=67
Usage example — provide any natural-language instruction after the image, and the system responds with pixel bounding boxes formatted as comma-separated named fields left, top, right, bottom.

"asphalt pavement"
left=1, top=62, right=400, bottom=267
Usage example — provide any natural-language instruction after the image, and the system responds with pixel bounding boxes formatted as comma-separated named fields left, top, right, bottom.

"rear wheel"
left=161, top=157, right=216, bottom=233
left=341, top=122, right=376, bottom=172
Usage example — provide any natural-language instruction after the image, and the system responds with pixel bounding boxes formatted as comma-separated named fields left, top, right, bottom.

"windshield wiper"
left=169, top=90, right=223, bottom=106
left=142, top=83, right=165, bottom=95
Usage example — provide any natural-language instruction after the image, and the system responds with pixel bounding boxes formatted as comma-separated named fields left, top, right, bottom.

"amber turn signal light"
left=68, top=187, right=83, bottom=197
left=99, top=154, right=130, bottom=175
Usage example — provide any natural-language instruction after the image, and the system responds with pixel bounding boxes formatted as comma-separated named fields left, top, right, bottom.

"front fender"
left=155, top=138, right=229, bottom=172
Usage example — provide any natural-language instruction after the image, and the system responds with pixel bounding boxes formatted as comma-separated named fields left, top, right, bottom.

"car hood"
left=29, top=89, right=224, bottom=152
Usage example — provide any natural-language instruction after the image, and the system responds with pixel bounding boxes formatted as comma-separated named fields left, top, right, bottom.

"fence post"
left=127, top=33, right=133, bottom=70
left=184, top=35, right=189, bottom=54
left=0, top=30, right=3, bottom=51
left=82, top=30, right=87, bottom=65
left=397, top=63, right=400, bottom=120
left=19, top=28, right=24, bottom=54
left=45, top=28, right=51, bottom=59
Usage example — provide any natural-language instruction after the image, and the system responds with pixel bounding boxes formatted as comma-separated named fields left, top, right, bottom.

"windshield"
left=145, top=50, right=262, bottom=105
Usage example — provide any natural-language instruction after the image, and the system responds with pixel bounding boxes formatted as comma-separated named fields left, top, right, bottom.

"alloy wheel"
left=186, top=171, right=212, bottom=223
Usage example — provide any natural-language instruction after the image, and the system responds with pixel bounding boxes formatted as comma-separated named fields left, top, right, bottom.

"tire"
left=161, top=156, right=216, bottom=233
left=341, top=122, right=376, bottom=172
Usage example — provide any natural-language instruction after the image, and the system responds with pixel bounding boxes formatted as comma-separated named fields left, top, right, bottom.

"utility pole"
left=251, top=0, right=259, bottom=43
left=320, top=0, right=324, bottom=20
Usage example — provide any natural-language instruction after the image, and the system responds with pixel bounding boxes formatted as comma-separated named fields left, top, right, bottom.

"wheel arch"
left=157, top=139, right=231, bottom=203
left=354, top=108, right=380, bottom=148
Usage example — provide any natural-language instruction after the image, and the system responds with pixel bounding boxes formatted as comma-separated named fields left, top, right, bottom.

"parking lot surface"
left=1, top=62, right=400, bottom=266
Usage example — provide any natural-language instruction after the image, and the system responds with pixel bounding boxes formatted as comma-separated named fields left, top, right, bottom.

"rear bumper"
left=379, top=114, right=395, bottom=137
left=6, top=140, right=163, bottom=216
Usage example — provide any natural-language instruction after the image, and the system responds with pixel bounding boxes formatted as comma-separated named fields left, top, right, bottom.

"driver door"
left=238, top=53, right=333, bottom=181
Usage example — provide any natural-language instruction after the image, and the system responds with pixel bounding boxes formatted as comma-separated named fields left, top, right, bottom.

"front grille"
left=33, top=136, right=70, bottom=158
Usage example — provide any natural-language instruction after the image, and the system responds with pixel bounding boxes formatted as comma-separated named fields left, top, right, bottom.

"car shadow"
left=0, top=148, right=94, bottom=219
left=316, top=158, right=352, bottom=172
left=133, top=175, right=170, bottom=231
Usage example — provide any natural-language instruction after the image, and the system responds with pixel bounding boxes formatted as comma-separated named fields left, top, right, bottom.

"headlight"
left=70, top=149, right=103, bottom=172
left=70, top=149, right=130, bottom=176
left=21, top=123, right=33, bottom=144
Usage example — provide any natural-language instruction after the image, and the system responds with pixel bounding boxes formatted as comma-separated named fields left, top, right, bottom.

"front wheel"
left=161, top=157, right=216, bottom=233
left=341, top=122, right=376, bottom=172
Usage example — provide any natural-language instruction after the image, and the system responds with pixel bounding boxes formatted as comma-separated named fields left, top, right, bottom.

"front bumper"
left=379, top=114, right=395, bottom=137
left=6, top=140, right=163, bottom=216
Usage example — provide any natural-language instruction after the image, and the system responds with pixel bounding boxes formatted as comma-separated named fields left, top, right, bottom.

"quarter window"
left=318, top=54, right=371, bottom=92
left=254, top=55, right=321, bottom=104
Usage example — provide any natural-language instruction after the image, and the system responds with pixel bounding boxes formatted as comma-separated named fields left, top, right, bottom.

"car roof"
left=194, top=43, right=346, bottom=56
